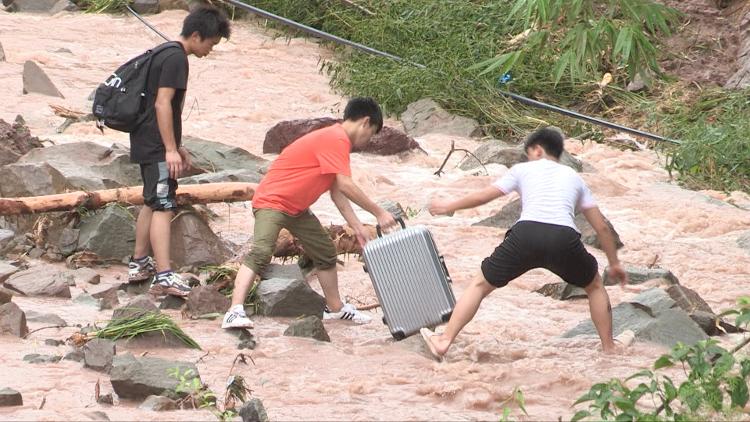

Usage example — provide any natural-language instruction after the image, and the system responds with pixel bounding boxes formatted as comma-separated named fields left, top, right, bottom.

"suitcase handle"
left=439, top=256, right=453, bottom=283
left=375, top=216, right=406, bottom=237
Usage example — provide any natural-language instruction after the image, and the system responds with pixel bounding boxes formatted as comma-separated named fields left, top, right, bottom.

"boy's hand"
left=178, top=146, right=192, bottom=169
left=428, top=199, right=454, bottom=216
left=375, top=211, right=397, bottom=234
left=165, top=150, right=184, bottom=179
left=352, top=223, right=371, bottom=248
left=607, top=262, right=629, bottom=288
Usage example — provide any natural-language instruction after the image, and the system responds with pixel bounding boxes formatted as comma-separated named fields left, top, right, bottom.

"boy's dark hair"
left=181, top=6, right=231, bottom=40
left=524, top=126, right=564, bottom=158
left=343, top=97, right=383, bottom=133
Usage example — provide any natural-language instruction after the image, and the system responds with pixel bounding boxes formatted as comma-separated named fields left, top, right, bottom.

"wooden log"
left=0, top=182, right=256, bottom=215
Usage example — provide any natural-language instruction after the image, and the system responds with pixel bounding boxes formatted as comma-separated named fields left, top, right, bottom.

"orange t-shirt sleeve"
left=315, top=137, right=351, bottom=176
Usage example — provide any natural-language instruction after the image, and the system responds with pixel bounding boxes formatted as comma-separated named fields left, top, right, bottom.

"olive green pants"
left=243, top=208, right=337, bottom=276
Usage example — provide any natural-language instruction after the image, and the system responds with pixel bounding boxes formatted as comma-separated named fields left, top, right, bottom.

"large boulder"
left=260, top=263, right=303, bottom=281
left=25, top=310, right=66, bottom=326
left=139, top=395, right=178, bottom=411
left=0, top=285, right=13, bottom=304
left=473, top=198, right=623, bottom=250
left=563, top=288, right=708, bottom=347
left=0, top=302, right=28, bottom=337
left=17, top=142, right=140, bottom=191
left=0, top=263, right=19, bottom=284
left=109, top=354, right=201, bottom=400
left=0, top=116, right=44, bottom=166
left=603, top=266, right=679, bottom=286
left=6, top=0, right=76, bottom=13
left=130, top=0, right=158, bottom=14
left=4, top=265, right=72, bottom=298
left=178, top=169, right=263, bottom=185
left=459, top=140, right=583, bottom=172
left=91, top=286, right=120, bottom=310
left=239, top=398, right=269, bottom=422
left=170, top=208, right=233, bottom=270
left=401, top=98, right=482, bottom=138
left=110, top=296, right=193, bottom=349
left=0, top=163, right=69, bottom=197
left=184, top=285, right=230, bottom=318
left=0, top=388, right=23, bottom=407
left=535, top=282, right=586, bottom=301
left=283, top=315, right=330, bottom=342
left=256, top=278, right=326, bottom=318
left=83, top=338, right=116, bottom=373
left=22, top=61, right=64, bottom=98
left=263, top=117, right=420, bottom=156
left=183, top=136, right=268, bottom=173
left=77, top=205, right=135, bottom=261
left=112, top=295, right=159, bottom=321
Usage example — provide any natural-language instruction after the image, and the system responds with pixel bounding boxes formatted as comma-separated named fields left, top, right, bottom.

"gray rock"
left=23, top=353, right=62, bottom=364
left=178, top=169, right=263, bottom=185
left=170, top=208, right=232, bottom=269
left=91, top=286, right=120, bottom=310
left=97, top=393, right=114, bottom=405
left=0, top=42, right=5, bottom=62
left=159, top=295, right=186, bottom=310
left=378, top=200, right=407, bottom=220
left=77, top=205, right=135, bottom=261
left=74, top=293, right=102, bottom=309
left=0, top=116, right=44, bottom=167
left=27, top=247, right=44, bottom=259
left=18, top=142, right=140, bottom=191
left=626, top=73, right=648, bottom=92
left=0, top=229, right=14, bottom=252
left=260, top=264, right=303, bottom=281
left=239, top=397, right=269, bottom=422
left=83, top=338, right=116, bottom=372
left=112, top=295, right=159, bottom=321
left=8, top=0, right=76, bottom=13
left=630, top=287, right=676, bottom=316
left=401, top=98, right=482, bottom=138
left=139, top=395, right=178, bottom=411
left=25, top=310, right=66, bottom=326
left=0, top=285, right=13, bottom=304
left=4, top=265, right=72, bottom=298
left=56, top=228, right=79, bottom=256
left=131, top=0, right=159, bottom=14
left=535, top=282, right=587, bottom=301
left=44, top=338, right=64, bottom=346
left=183, top=136, right=268, bottom=173
left=604, top=266, right=679, bottom=286
left=0, top=162, right=68, bottom=197
left=0, top=388, right=22, bottom=407
left=63, top=350, right=84, bottom=362
left=257, top=278, right=326, bottom=318
left=185, top=285, right=230, bottom=318
left=73, top=267, right=100, bottom=285
left=110, top=354, right=200, bottom=400
left=22, top=61, right=64, bottom=98
left=283, top=315, right=330, bottom=342
left=83, top=410, right=110, bottom=421
left=119, top=279, right=150, bottom=296
left=0, top=302, right=28, bottom=337
left=459, top=140, right=582, bottom=172
left=0, top=263, right=19, bottom=284
left=738, top=231, right=750, bottom=253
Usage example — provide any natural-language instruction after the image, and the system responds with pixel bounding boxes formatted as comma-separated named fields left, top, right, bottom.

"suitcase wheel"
left=363, top=265, right=368, bottom=273
left=391, top=330, right=406, bottom=341
left=441, top=310, right=453, bottom=323
left=382, top=316, right=387, bottom=325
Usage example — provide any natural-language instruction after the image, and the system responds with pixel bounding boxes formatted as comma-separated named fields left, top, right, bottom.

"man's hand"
left=178, top=146, right=192, bottom=169
left=376, top=211, right=398, bottom=234
left=606, top=262, right=629, bottom=288
left=165, top=150, right=184, bottom=179
left=428, top=198, right=454, bottom=216
left=352, top=223, right=372, bottom=248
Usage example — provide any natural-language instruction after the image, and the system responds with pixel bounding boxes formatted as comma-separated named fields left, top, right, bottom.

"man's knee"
left=243, top=245, right=274, bottom=275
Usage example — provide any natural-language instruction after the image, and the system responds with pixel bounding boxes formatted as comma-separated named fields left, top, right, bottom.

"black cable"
left=126, top=5, right=170, bottom=41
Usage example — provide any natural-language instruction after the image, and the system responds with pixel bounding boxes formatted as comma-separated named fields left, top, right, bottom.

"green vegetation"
left=93, top=311, right=201, bottom=349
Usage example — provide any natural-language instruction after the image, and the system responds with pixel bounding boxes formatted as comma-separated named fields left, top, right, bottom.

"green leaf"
left=703, top=380, right=723, bottom=411
left=713, top=352, right=735, bottom=378
left=728, top=375, right=749, bottom=408
left=515, top=388, right=528, bottom=415
left=571, top=410, right=591, bottom=422
left=654, top=356, right=674, bottom=370
left=678, top=382, right=702, bottom=412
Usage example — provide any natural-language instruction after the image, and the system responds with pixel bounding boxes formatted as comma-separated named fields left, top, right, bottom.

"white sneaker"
left=149, top=271, right=191, bottom=297
left=323, top=303, right=372, bottom=324
left=222, top=305, right=253, bottom=329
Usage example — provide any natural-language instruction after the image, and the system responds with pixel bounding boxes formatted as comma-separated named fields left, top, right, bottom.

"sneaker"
left=128, top=256, right=156, bottom=282
left=149, top=272, right=191, bottom=297
left=323, top=303, right=372, bottom=324
left=222, top=305, right=254, bottom=329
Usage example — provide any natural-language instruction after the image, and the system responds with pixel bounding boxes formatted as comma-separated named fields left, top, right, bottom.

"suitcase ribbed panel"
left=363, top=226, right=455, bottom=338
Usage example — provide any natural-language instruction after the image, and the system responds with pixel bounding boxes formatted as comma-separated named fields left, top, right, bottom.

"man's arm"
left=582, top=206, right=627, bottom=286
left=333, top=174, right=396, bottom=230
left=330, top=185, right=369, bottom=246
left=154, top=86, right=183, bottom=179
left=429, top=186, right=504, bottom=216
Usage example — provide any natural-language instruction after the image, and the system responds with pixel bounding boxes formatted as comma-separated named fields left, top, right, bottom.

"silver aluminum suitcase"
left=362, top=221, right=456, bottom=340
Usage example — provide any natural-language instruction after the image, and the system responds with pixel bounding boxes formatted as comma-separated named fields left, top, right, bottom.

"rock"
left=4, top=265, right=72, bottom=298
left=626, top=73, right=648, bottom=92
left=8, top=0, right=76, bottom=13
left=130, top=0, right=159, bottom=13
left=23, top=353, right=62, bottom=364
left=738, top=231, right=750, bottom=253
left=0, top=229, right=14, bottom=252
left=459, top=140, right=582, bottom=172
left=92, top=286, right=120, bottom=310
left=283, top=316, right=330, bottom=342
left=574, top=211, right=624, bottom=250
left=0, top=263, right=19, bottom=284
left=401, top=98, right=482, bottom=138
left=0, top=388, right=22, bottom=407
left=97, top=393, right=114, bottom=405
left=0, top=42, right=4, bottom=62
left=535, top=282, right=587, bottom=301
left=139, top=395, right=178, bottom=411
left=378, top=200, right=407, bottom=220
left=83, top=338, right=116, bottom=372
left=74, top=293, right=102, bottom=309
left=0, top=116, right=44, bottom=167
left=110, top=354, right=201, bottom=400
left=18, top=142, right=141, bottom=192
left=72, top=268, right=100, bottom=285
left=27, top=247, right=44, bottom=259
left=239, top=397, right=269, bottom=422
left=57, top=228, right=79, bottom=256
left=77, top=205, right=135, bottom=261
left=726, top=32, right=750, bottom=89
left=603, top=266, right=679, bottom=286
left=256, top=278, right=326, bottom=318
left=159, top=0, right=188, bottom=11
left=0, top=302, right=28, bottom=337
left=112, top=295, right=159, bottom=321
left=25, top=310, right=66, bottom=326
left=22, top=61, right=64, bottom=98
left=159, top=295, right=186, bottom=310
left=119, top=279, right=150, bottom=296
left=83, top=411, right=110, bottom=421
left=183, top=136, right=268, bottom=173
left=185, top=285, right=230, bottom=318
left=263, top=117, right=420, bottom=155
left=170, top=208, right=233, bottom=269
left=563, top=288, right=708, bottom=347
left=44, top=339, right=64, bottom=346
left=0, top=163, right=69, bottom=197
left=63, top=350, right=84, bottom=362
left=178, top=168, right=263, bottom=185
left=0, top=285, right=13, bottom=304
left=260, top=263, right=303, bottom=281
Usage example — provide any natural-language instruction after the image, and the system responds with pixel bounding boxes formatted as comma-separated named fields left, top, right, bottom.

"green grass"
left=93, top=311, right=201, bottom=349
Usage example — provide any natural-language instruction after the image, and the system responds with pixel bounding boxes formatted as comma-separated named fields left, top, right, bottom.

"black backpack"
left=92, top=41, right=182, bottom=132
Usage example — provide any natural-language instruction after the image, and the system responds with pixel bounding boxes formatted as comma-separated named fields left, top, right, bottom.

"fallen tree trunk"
left=0, top=182, right=256, bottom=215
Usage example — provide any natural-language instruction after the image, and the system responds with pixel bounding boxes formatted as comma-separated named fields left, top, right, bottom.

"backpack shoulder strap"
left=148, top=41, right=183, bottom=57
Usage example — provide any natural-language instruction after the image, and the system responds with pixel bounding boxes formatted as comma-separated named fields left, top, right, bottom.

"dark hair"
left=343, top=97, right=383, bottom=133
left=181, top=6, right=231, bottom=40
left=523, top=127, right=564, bottom=158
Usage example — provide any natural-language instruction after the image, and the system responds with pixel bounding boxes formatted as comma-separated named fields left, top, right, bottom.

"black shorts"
left=481, top=220, right=598, bottom=288
left=140, top=162, right=177, bottom=211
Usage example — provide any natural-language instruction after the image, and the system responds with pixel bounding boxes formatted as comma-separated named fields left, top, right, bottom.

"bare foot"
left=420, top=328, right=449, bottom=361
left=604, top=330, right=635, bottom=354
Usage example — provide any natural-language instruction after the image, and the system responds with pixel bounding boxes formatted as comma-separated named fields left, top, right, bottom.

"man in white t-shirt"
left=423, top=127, right=628, bottom=358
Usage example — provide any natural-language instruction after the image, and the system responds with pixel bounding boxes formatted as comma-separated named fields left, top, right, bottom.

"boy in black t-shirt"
left=128, top=7, right=231, bottom=297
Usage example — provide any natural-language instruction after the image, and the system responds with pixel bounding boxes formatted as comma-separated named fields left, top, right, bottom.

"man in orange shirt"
left=222, top=97, right=398, bottom=328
